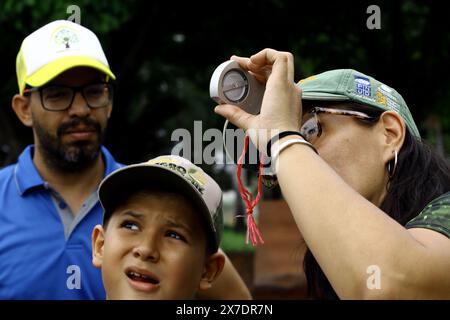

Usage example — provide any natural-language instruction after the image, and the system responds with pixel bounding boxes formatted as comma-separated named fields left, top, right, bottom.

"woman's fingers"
left=231, top=55, right=267, bottom=84
left=230, top=55, right=250, bottom=69
left=286, top=52, right=295, bottom=83
left=214, top=104, right=254, bottom=131
left=268, top=53, right=289, bottom=87
left=214, top=48, right=301, bottom=140
left=248, top=48, right=295, bottom=83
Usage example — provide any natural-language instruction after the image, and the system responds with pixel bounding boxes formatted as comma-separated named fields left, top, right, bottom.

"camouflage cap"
left=98, top=155, right=223, bottom=253
left=297, top=69, right=421, bottom=139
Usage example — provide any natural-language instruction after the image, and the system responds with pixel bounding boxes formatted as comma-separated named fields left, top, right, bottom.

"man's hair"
left=301, top=105, right=450, bottom=299
left=103, top=186, right=215, bottom=256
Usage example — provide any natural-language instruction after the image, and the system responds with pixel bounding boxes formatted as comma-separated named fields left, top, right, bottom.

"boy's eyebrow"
left=119, top=210, right=144, bottom=219
left=164, top=218, right=192, bottom=233
left=117, top=210, right=194, bottom=234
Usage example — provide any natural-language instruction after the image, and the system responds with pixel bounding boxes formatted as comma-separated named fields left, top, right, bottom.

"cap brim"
left=301, top=91, right=390, bottom=114
left=98, top=164, right=218, bottom=251
left=301, top=91, right=350, bottom=101
left=25, top=56, right=116, bottom=89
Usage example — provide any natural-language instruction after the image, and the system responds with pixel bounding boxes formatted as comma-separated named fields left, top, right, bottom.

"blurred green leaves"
left=0, top=0, right=136, bottom=33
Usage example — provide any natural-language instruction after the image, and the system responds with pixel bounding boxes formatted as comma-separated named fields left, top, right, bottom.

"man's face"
left=96, top=191, right=210, bottom=300
left=28, top=67, right=112, bottom=171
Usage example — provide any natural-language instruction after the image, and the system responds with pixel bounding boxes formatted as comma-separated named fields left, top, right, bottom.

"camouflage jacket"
left=406, top=191, right=450, bottom=238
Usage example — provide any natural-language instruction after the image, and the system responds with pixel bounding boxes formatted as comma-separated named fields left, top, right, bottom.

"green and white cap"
left=297, top=69, right=421, bottom=139
left=98, top=155, right=223, bottom=253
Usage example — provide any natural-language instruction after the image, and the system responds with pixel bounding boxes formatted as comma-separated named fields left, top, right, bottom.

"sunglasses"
left=300, top=107, right=380, bottom=143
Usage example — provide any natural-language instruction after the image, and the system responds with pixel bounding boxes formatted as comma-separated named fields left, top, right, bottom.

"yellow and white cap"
left=16, top=20, right=116, bottom=95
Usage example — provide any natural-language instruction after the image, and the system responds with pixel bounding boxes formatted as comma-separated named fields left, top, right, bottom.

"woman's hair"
left=302, top=102, right=450, bottom=299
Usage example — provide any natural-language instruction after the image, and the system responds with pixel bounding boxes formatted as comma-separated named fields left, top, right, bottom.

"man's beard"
left=34, top=117, right=105, bottom=173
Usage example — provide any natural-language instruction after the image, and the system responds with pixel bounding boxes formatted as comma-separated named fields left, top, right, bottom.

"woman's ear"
left=92, top=225, right=106, bottom=269
left=378, top=111, right=406, bottom=161
left=11, top=94, right=33, bottom=127
left=198, top=252, right=226, bottom=291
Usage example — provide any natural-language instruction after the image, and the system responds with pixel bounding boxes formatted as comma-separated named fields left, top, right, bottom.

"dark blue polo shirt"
left=0, top=145, right=122, bottom=299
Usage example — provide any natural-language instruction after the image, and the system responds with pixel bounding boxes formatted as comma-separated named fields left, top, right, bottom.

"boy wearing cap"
left=92, top=155, right=225, bottom=299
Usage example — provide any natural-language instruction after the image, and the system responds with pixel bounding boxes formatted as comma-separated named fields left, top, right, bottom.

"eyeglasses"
left=23, top=82, right=113, bottom=111
left=300, top=107, right=379, bottom=143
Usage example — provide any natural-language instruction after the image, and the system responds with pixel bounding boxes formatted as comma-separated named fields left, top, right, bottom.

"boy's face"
left=92, top=191, right=224, bottom=300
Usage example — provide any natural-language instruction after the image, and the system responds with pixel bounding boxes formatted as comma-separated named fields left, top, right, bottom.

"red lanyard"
left=236, top=135, right=264, bottom=246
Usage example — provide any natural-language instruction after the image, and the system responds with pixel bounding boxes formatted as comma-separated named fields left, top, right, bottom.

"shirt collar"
left=14, top=145, right=122, bottom=195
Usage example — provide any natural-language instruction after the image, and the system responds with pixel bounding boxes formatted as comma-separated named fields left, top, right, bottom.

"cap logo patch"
left=297, top=75, right=317, bottom=85
left=376, top=86, right=400, bottom=112
left=354, top=76, right=371, bottom=97
left=375, top=90, right=387, bottom=106
left=379, top=84, right=393, bottom=93
left=187, top=168, right=206, bottom=187
left=51, top=27, right=80, bottom=52
left=155, top=162, right=205, bottom=195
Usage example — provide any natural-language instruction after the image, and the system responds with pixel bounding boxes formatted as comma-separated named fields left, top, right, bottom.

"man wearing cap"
left=0, top=20, right=250, bottom=300
left=215, top=49, right=450, bottom=299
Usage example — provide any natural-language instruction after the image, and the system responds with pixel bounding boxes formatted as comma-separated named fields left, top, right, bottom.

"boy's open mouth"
left=126, top=270, right=160, bottom=285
